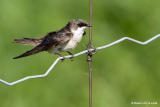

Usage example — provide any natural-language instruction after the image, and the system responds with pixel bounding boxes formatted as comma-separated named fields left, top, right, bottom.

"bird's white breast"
left=63, top=27, right=85, bottom=51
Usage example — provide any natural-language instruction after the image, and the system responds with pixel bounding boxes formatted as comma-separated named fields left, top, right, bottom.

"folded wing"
left=13, top=32, right=73, bottom=59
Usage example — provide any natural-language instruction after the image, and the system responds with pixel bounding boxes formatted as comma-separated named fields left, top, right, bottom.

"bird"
left=13, top=19, right=91, bottom=60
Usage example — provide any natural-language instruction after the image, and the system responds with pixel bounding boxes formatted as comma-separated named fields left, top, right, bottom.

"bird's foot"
left=60, top=56, right=66, bottom=62
left=66, top=51, right=74, bottom=61
left=56, top=53, right=66, bottom=62
left=70, top=55, right=74, bottom=61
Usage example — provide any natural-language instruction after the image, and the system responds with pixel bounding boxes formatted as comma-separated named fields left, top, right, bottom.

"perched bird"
left=13, top=19, right=91, bottom=60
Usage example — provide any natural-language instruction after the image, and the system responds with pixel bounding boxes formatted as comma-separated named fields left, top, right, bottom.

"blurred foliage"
left=0, top=0, right=160, bottom=107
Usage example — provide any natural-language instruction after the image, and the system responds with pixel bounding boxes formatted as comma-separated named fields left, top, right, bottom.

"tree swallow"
left=13, top=19, right=91, bottom=60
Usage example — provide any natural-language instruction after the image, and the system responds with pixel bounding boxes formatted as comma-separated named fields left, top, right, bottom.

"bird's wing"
left=51, top=32, right=73, bottom=45
left=13, top=32, right=73, bottom=59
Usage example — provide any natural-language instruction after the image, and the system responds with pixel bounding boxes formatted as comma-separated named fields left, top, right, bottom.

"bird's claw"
left=66, top=51, right=74, bottom=61
left=69, top=55, right=74, bottom=61
left=60, top=56, right=66, bottom=62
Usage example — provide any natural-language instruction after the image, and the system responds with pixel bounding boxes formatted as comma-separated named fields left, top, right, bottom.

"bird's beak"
left=87, top=24, right=92, bottom=27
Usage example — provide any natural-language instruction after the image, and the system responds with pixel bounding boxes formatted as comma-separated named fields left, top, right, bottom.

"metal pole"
left=88, top=0, right=93, bottom=107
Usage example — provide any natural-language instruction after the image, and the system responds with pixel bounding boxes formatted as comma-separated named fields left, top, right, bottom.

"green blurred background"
left=0, top=0, right=160, bottom=107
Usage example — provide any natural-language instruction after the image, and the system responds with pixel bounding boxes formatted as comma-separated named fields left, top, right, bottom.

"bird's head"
left=67, top=19, right=91, bottom=32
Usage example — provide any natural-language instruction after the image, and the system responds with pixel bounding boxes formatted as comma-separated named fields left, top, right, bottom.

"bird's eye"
left=78, top=23, right=87, bottom=27
left=78, top=23, right=83, bottom=27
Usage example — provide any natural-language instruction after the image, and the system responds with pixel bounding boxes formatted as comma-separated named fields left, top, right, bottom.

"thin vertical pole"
left=88, top=0, right=93, bottom=107
left=88, top=62, right=92, bottom=107
left=89, top=0, right=93, bottom=46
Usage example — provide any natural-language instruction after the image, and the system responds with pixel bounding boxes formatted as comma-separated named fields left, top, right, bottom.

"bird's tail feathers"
left=14, top=37, right=43, bottom=46
left=13, top=45, right=45, bottom=59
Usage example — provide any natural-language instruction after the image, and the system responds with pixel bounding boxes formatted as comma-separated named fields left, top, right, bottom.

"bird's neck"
left=71, top=27, right=85, bottom=37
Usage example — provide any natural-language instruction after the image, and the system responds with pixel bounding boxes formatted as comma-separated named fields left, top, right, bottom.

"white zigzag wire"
left=0, top=34, right=160, bottom=86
